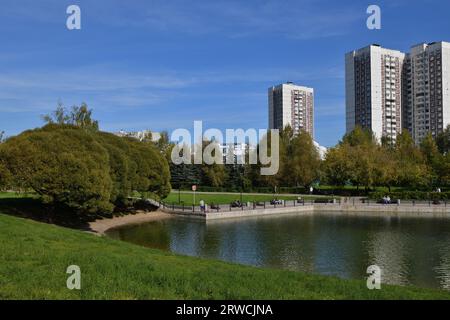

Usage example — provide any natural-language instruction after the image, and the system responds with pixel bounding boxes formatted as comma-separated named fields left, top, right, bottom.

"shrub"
left=0, top=125, right=114, bottom=213
left=0, top=124, right=171, bottom=216
left=368, top=191, right=450, bottom=201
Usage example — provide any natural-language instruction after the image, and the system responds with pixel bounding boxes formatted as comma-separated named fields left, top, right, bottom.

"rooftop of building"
left=269, top=82, right=314, bottom=92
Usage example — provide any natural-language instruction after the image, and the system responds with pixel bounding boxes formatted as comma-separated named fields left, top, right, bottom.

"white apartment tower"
left=268, top=82, right=314, bottom=138
left=403, top=42, right=450, bottom=143
left=346, top=42, right=450, bottom=144
left=346, top=44, right=405, bottom=142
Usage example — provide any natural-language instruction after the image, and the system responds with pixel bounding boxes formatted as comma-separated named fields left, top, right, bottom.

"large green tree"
left=436, top=125, right=450, bottom=155
left=420, top=133, right=450, bottom=187
left=0, top=158, right=12, bottom=191
left=1, top=125, right=114, bottom=214
left=286, top=130, right=321, bottom=187
left=395, top=131, right=430, bottom=188
left=201, top=140, right=227, bottom=188
left=0, top=124, right=171, bottom=216
left=323, top=126, right=380, bottom=189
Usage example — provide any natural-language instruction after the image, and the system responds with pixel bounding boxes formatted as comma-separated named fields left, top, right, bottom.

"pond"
left=106, top=212, right=450, bottom=290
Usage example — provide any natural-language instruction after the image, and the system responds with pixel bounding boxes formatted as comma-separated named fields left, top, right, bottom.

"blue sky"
left=0, top=0, right=449, bottom=147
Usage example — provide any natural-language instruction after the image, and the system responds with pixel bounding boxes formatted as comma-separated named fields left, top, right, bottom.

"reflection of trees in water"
left=108, top=220, right=172, bottom=251
left=435, top=239, right=450, bottom=290
left=367, top=229, right=411, bottom=286
left=206, top=221, right=262, bottom=265
left=168, top=220, right=206, bottom=256
left=273, top=217, right=316, bottom=272
left=312, top=214, right=372, bottom=279
left=253, top=215, right=317, bottom=272
left=366, top=217, right=450, bottom=289
left=201, top=214, right=318, bottom=271
left=112, top=215, right=450, bottom=290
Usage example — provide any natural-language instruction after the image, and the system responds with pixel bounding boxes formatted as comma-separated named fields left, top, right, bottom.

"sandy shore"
left=89, top=210, right=173, bottom=235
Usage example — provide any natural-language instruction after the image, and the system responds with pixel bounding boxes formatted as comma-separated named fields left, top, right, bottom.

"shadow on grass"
left=0, top=195, right=160, bottom=232
left=0, top=196, right=95, bottom=230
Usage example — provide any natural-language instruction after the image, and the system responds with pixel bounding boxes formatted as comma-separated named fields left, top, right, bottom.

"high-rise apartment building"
left=346, top=44, right=405, bottom=142
left=346, top=42, right=450, bottom=144
left=268, top=82, right=314, bottom=138
left=403, top=42, right=450, bottom=143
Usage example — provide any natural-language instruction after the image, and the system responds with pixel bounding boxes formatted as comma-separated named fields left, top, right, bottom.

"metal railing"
left=159, top=197, right=449, bottom=215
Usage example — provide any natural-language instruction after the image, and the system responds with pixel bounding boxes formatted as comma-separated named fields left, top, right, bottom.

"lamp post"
left=192, top=185, right=197, bottom=205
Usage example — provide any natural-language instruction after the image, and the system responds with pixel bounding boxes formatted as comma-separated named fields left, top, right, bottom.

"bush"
left=0, top=160, right=12, bottom=191
left=0, top=125, right=114, bottom=213
left=0, top=124, right=171, bottom=216
left=368, top=191, right=450, bottom=201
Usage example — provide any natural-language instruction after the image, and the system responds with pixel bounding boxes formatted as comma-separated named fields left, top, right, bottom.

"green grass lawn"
left=163, top=191, right=330, bottom=206
left=0, top=192, right=36, bottom=199
left=1, top=213, right=450, bottom=300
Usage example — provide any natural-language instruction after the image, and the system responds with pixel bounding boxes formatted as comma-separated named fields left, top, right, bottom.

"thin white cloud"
left=0, top=0, right=362, bottom=40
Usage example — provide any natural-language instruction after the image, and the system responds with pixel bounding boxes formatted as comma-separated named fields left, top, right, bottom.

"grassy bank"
left=1, top=213, right=449, bottom=299
left=163, top=191, right=330, bottom=206
left=0, top=192, right=36, bottom=199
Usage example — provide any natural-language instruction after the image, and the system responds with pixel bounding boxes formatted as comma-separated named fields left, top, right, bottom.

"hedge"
left=368, top=191, right=450, bottom=201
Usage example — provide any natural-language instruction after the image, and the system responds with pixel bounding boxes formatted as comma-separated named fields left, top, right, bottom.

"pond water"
left=106, top=212, right=450, bottom=290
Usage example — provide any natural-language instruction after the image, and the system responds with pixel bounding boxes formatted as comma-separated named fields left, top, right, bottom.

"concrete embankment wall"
left=205, top=205, right=314, bottom=220
left=162, top=205, right=315, bottom=220
left=162, top=204, right=450, bottom=220
left=315, top=204, right=450, bottom=218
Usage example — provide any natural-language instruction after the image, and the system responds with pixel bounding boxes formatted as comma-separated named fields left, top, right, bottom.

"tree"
left=69, top=103, right=99, bottom=130
left=436, top=125, right=450, bottom=155
left=286, top=130, right=321, bottom=187
left=323, top=127, right=379, bottom=190
left=322, top=144, right=354, bottom=186
left=373, top=143, right=398, bottom=192
left=43, top=102, right=99, bottom=130
left=437, top=154, right=450, bottom=187
left=0, top=124, right=172, bottom=218
left=421, top=133, right=450, bottom=188
left=155, top=131, right=170, bottom=152
left=1, top=124, right=114, bottom=216
left=0, top=157, right=12, bottom=191
left=201, top=140, right=227, bottom=188
left=395, top=131, right=430, bottom=188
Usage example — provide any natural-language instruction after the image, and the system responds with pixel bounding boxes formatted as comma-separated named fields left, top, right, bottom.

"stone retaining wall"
left=162, top=203, right=450, bottom=220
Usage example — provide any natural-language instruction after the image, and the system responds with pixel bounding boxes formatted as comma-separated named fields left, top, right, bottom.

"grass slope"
left=1, top=213, right=449, bottom=300
left=163, top=192, right=328, bottom=206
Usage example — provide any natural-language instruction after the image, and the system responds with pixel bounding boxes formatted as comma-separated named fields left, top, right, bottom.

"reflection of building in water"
left=435, top=241, right=450, bottom=290
left=366, top=229, right=410, bottom=286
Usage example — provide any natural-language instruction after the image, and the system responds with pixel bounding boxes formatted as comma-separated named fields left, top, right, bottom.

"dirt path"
left=89, top=210, right=173, bottom=235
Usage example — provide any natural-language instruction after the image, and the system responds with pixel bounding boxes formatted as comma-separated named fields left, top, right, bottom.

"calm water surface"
left=107, top=213, right=450, bottom=290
